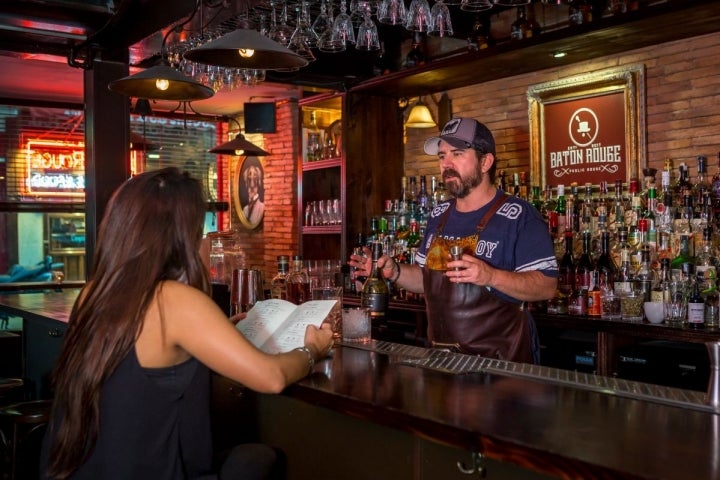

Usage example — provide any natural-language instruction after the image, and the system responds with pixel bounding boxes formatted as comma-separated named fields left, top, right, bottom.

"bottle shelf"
left=302, top=225, right=343, bottom=235
left=302, top=157, right=342, bottom=171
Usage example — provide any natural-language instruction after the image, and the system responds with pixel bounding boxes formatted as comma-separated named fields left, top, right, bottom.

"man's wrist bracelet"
left=390, top=261, right=401, bottom=284
left=294, top=346, right=315, bottom=376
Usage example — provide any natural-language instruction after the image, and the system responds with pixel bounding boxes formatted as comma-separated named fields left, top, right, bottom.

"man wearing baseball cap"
left=351, top=118, right=557, bottom=363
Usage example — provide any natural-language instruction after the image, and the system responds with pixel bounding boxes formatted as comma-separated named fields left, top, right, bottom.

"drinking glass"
left=342, top=307, right=371, bottom=343
left=429, top=0, right=453, bottom=37
left=460, top=0, right=493, bottom=12
left=312, top=0, right=334, bottom=44
left=356, top=13, right=381, bottom=51
left=230, top=269, right=263, bottom=315
left=665, top=280, right=688, bottom=326
left=269, top=1, right=294, bottom=47
left=312, top=286, right=344, bottom=341
left=405, top=0, right=432, bottom=32
left=378, top=0, right=407, bottom=25
left=620, top=290, right=644, bottom=322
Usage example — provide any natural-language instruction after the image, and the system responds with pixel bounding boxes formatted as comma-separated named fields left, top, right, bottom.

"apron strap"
left=436, top=192, right=510, bottom=235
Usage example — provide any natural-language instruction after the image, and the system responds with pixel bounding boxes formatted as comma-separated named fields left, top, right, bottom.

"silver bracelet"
left=294, top=346, right=315, bottom=376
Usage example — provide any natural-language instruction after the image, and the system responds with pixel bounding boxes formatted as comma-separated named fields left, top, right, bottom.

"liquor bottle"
left=417, top=175, right=429, bottom=219
left=712, top=152, right=720, bottom=210
left=587, top=270, right=602, bottom=317
left=540, top=184, right=557, bottom=225
left=574, top=231, right=594, bottom=293
left=555, top=184, right=567, bottom=235
left=580, top=182, right=594, bottom=235
left=609, top=180, right=625, bottom=233
left=611, top=226, right=630, bottom=272
left=399, top=176, right=409, bottom=215
left=270, top=255, right=290, bottom=300
left=429, top=175, right=438, bottom=210
left=695, top=227, right=717, bottom=283
left=595, top=231, right=617, bottom=291
left=287, top=255, right=311, bottom=304
left=558, top=230, right=575, bottom=296
left=434, top=181, right=450, bottom=205
left=352, top=232, right=368, bottom=293
left=510, top=6, right=531, bottom=41
left=634, top=245, right=656, bottom=302
left=652, top=257, right=669, bottom=303
left=670, top=234, right=694, bottom=280
left=361, top=241, right=389, bottom=319
left=694, top=155, right=711, bottom=210
left=614, top=229, right=634, bottom=296
left=674, top=162, right=691, bottom=200
left=677, top=194, right=694, bottom=235
left=467, top=15, right=494, bottom=51
left=518, top=172, right=529, bottom=200
left=687, top=266, right=705, bottom=328
left=530, top=185, right=542, bottom=211
left=407, top=175, right=418, bottom=213
left=704, top=269, right=719, bottom=328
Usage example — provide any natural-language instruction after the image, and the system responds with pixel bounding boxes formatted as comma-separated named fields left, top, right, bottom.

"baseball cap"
left=423, top=117, right=495, bottom=156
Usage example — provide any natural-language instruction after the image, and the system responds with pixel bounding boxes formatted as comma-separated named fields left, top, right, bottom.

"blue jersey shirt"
left=416, top=189, right=558, bottom=304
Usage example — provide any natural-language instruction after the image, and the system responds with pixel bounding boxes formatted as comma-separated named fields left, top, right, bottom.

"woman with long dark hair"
left=41, top=168, right=333, bottom=479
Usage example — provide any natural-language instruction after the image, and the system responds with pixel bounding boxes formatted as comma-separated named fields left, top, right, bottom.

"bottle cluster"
left=531, top=153, right=720, bottom=329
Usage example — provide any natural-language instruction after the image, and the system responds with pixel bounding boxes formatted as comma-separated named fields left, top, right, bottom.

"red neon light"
left=24, top=138, right=85, bottom=197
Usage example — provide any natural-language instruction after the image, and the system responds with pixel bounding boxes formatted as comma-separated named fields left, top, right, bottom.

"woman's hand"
left=229, top=312, right=246, bottom=325
left=304, top=323, right=334, bottom=360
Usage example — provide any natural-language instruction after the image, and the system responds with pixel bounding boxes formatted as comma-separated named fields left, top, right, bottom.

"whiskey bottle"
left=361, top=241, right=389, bottom=319
left=270, top=255, right=290, bottom=300
left=287, top=255, right=311, bottom=304
left=510, top=6, right=531, bottom=41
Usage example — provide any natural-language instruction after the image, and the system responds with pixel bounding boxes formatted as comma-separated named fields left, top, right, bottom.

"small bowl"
left=644, top=301, right=664, bottom=324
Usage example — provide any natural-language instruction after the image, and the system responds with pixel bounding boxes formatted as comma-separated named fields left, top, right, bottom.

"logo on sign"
left=568, top=107, right=599, bottom=147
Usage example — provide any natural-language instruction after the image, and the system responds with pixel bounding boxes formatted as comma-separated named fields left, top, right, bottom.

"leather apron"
left=422, top=194, right=534, bottom=363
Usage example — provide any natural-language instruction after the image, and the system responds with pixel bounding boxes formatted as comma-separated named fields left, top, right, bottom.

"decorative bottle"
left=270, top=255, right=290, bottom=300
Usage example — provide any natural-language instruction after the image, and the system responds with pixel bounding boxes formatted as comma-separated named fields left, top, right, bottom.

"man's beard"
left=442, top=164, right=483, bottom=199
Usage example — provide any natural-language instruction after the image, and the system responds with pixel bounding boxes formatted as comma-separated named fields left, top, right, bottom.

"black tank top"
left=41, top=347, right=213, bottom=479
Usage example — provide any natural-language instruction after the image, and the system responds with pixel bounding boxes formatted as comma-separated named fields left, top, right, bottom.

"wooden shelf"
left=301, top=225, right=343, bottom=234
left=350, top=0, right=720, bottom=98
left=301, top=157, right=342, bottom=171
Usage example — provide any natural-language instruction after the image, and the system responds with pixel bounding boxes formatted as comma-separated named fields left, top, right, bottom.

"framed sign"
left=232, top=156, right=265, bottom=230
left=527, top=65, right=646, bottom=189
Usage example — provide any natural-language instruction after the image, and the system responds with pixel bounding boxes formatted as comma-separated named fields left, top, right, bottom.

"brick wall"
left=228, top=99, right=299, bottom=288
left=404, top=31, right=720, bottom=185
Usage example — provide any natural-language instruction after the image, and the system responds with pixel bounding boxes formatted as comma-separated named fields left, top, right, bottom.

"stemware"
left=269, top=1, right=294, bottom=47
left=289, top=1, right=318, bottom=62
left=460, top=0, right=493, bottom=11
left=356, top=13, right=381, bottom=51
left=318, top=0, right=346, bottom=52
left=405, top=0, right=432, bottom=32
left=493, top=0, right=531, bottom=5
left=378, top=0, right=407, bottom=25
left=428, top=0, right=453, bottom=37
left=331, top=0, right=356, bottom=47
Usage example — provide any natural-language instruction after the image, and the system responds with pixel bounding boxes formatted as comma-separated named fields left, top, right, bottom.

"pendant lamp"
left=210, top=134, right=270, bottom=156
left=108, top=64, right=214, bottom=101
left=184, top=29, right=308, bottom=70
left=405, top=100, right=436, bottom=128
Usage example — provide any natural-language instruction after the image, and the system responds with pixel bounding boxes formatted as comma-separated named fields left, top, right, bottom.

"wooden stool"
left=0, top=400, right=51, bottom=480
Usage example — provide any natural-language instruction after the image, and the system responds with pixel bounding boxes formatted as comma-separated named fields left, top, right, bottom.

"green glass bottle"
left=361, top=241, right=389, bottom=320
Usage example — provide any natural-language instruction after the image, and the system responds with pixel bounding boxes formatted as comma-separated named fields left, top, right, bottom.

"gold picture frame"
left=232, top=156, right=265, bottom=230
left=527, top=65, right=646, bottom=189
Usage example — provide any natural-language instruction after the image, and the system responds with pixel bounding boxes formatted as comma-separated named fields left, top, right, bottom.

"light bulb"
left=234, top=149, right=245, bottom=156
left=238, top=48, right=255, bottom=58
left=155, top=78, right=170, bottom=91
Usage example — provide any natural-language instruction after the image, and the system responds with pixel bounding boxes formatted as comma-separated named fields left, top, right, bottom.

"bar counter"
left=3, top=291, right=720, bottom=479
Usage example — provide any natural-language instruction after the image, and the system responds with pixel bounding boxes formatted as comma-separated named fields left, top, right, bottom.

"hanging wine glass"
left=378, top=0, right=407, bottom=26
left=405, top=0, right=432, bottom=32
left=460, top=0, right=493, bottom=12
left=318, top=0, right=346, bottom=52
left=289, top=1, right=318, bottom=62
left=269, top=0, right=294, bottom=47
left=356, top=11, right=381, bottom=51
left=331, top=0, right=356, bottom=47
left=429, top=0, right=453, bottom=37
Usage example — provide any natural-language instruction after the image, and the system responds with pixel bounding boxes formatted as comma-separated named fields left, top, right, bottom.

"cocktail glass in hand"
left=342, top=307, right=371, bottom=343
left=312, top=286, right=343, bottom=341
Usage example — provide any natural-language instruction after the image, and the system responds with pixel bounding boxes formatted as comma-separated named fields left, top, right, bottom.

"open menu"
left=236, top=298, right=337, bottom=354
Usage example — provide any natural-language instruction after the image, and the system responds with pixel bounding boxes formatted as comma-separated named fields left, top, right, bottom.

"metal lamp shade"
left=210, top=134, right=269, bottom=156
left=183, top=29, right=309, bottom=70
left=405, top=102, right=436, bottom=128
left=108, top=65, right=214, bottom=101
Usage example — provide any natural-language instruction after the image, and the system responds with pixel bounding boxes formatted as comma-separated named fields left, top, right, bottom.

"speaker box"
left=244, top=102, right=277, bottom=133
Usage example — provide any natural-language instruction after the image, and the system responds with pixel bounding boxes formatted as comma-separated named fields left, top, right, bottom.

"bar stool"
left=0, top=378, right=25, bottom=407
left=0, top=400, right=51, bottom=480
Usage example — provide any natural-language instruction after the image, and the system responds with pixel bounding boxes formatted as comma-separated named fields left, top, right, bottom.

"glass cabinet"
left=297, top=92, right=345, bottom=261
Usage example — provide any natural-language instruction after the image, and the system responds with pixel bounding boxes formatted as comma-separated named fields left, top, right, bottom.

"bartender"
left=350, top=118, right=557, bottom=363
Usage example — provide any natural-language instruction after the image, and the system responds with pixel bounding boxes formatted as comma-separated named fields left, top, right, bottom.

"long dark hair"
left=46, top=167, right=210, bottom=479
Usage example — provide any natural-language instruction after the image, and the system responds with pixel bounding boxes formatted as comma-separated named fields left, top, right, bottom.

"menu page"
left=236, top=299, right=336, bottom=354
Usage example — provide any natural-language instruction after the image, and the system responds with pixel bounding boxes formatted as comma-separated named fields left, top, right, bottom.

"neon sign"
left=24, top=138, right=85, bottom=197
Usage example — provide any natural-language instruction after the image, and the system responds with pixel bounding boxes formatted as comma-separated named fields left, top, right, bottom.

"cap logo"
left=441, top=118, right=462, bottom=136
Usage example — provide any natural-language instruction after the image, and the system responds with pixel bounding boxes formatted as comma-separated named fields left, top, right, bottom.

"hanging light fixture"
left=210, top=134, right=270, bottom=156
left=108, top=64, right=214, bottom=101
left=405, top=100, right=436, bottom=128
left=183, top=28, right=308, bottom=70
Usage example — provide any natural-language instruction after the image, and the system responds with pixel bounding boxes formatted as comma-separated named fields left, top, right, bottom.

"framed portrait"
left=233, top=156, right=265, bottom=230
left=527, top=65, right=646, bottom=189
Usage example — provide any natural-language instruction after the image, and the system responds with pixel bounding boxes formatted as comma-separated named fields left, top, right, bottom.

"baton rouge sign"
left=544, top=92, right=626, bottom=186
left=24, top=138, right=85, bottom=197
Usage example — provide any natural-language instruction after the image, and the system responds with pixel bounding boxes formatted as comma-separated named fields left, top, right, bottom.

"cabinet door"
left=298, top=93, right=345, bottom=261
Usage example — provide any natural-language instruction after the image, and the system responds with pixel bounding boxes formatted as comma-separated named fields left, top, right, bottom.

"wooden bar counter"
left=3, top=291, right=720, bottom=479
